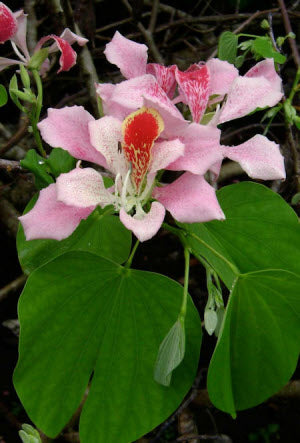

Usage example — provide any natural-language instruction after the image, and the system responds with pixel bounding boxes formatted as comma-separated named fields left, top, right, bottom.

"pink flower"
left=0, top=2, right=88, bottom=73
left=19, top=106, right=225, bottom=242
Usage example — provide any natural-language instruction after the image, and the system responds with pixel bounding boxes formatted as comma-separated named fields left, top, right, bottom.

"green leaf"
left=154, top=319, right=186, bottom=386
left=0, top=84, right=8, bottom=107
left=20, top=150, right=54, bottom=189
left=207, top=269, right=300, bottom=415
left=252, top=37, right=286, bottom=64
left=14, top=252, right=201, bottom=442
left=218, top=31, right=238, bottom=64
left=17, top=198, right=132, bottom=272
left=28, top=49, right=49, bottom=71
left=182, top=182, right=300, bottom=288
left=46, top=148, right=76, bottom=178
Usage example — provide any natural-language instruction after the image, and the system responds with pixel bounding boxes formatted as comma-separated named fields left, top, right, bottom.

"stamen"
left=121, top=163, right=132, bottom=210
left=11, top=41, right=27, bottom=63
left=114, top=173, right=121, bottom=198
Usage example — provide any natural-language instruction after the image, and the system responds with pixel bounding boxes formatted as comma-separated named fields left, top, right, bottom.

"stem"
left=263, top=106, right=281, bottom=135
left=124, top=239, right=140, bottom=268
left=288, top=68, right=300, bottom=103
left=179, top=248, right=190, bottom=323
left=31, top=70, right=46, bottom=158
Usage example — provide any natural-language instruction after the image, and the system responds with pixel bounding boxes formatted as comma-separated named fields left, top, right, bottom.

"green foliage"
left=218, top=31, right=238, bottom=64
left=17, top=199, right=132, bottom=272
left=208, top=270, right=300, bottom=415
left=20, top=148, right=76, bottom=189
left=0, top=84, right=8, bottom=107
left=28, top=49, right=49, bottom=71
left=252, top=37, right=286, bottom=64
left=182, top=182, right=300, bottom=414
left=14, top=252, right=201, bottom=442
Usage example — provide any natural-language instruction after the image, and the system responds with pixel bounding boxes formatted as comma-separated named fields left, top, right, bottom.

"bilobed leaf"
left=182, top=182, right=300, bottom=288
left=14, top=252, right=201, bottom=442
left=20, top=150, right=54, bottom=189
left=154, top=319, right=186, bottom=386
left=17, top=197, right=132, bottom=271
left=0, top=84, right=8, bottom=107
left=218, top=31, right=238, bottom=64
left=46, top=148, right=76, bottom=177
left=252, top=37, right=286, bottom=64
left=207, top=270, right=300, bottom=415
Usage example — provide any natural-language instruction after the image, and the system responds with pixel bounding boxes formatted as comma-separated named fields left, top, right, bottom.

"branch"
left=278, top=0, right=300, bottom=67
left=0, top=117, right=29, bottom=156
left=0, top=275, right=27, bottom=303
left=0, top=159, right=22, bottom=172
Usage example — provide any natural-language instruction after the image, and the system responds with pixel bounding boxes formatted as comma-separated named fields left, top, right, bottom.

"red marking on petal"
left=0, top=2, right=17, bottom=43
left=146, top=64, right=177, bottom=98
left=122, top=107, right=164, bottom=190
left=175, top=64, right=210, bottom=123
left=36, top=35, right=77, bottom=73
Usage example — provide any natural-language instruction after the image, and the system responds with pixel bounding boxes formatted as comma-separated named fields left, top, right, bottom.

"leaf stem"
left=179, top=248, right=190, bottom=324
left=124, top=239, right=140, bottom=268
left=31, top=70, right=46, bottom=158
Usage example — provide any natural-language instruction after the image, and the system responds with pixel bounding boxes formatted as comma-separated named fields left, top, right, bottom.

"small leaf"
left=20, top=150, right=54, bottom=189
left=252, top=37, right=286, bottom=64
left=0, top=84, right=8, bottom=107
left=154, top=320, right=186, bottom=386
left=283, top=101, right=296, bottom=123
left=204, top=309, right=218, bottom=335
left=260, top=19, right=270, bottom=30
left=28, top=49, right=49, bottom=71
left=218, top=31, right=238, bottom=64
left=20, top=65, right=31, bottom=89
left=293, top=115, right=300, bottom=130
left=46, top=148, right=76, bottom=177
left=291, top=192, right=300, bottom=205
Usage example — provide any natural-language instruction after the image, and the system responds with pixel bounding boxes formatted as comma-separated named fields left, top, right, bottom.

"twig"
left=0, top=275, right=27, bottom=303
left=0, top=159, right=22, bottom=171
left=0, top=117, right=30, bottom=156
left=121, top=0, right=164, bottom=64
left=24, top=0, right=38, bottom=52
left=0, top=198, right=20, bottom=236
left=148, top=0, right=160, bottom=34
left=278, top=0, right=300, bottom=67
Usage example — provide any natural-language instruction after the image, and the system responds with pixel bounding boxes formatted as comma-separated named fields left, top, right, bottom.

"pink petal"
left=154, top=172, right=225, bottom=223
left=110, top=74, right=156, bottom=111
left=0, top=57, right=21, bottom=71
left=96, top=83, right=131, bottom=120
left=175, top=64, right=210, bottom=123
left=223, top=134, right=286, bottom=180
left=150, top=139, right=185, bottom=173
left=146, top=64, right=177, bottom=98
left=35, top=35, right=77, bottom=73
left=167, top=123, right=223, bottom=175
left=0, top=2, right=17, bottom=43
left=104, top=31, right=148, bottom=79
left=119, top=202, right=165, bottom=242
left=56, top=167, right=114, bottom=208
left=89, top=116, right=126, bottom=176
left=38, top=106, right=107, bottom=167
left=19, top=183, right=94, bottom=241
left=245, top=58, right=282, bottom=91
left=11, top=10, right=29, bottom=59
left=206, top=58, right=238, bottom=95
left=219, top=76, right=283, bottom=123
left=143, top=93, right=188, bottom=139
left=58, top=28, right=88, bottom=47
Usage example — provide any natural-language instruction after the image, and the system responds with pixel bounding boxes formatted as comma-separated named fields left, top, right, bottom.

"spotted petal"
left=146, top=64, right=177, bottom=98
left=120, top=202, right=165, bottom=242
left=223, top=134, right=286, bottom=180
left=175, top=64, right=210, bottom=123
left=11, top=9, right=30, bottom=59
left=122, top=107, right=164, bottom=190
left=89, top=116, right=125, bottom=176
left=104, top=30, right=148, bottom=79
left=150, top=139, right=185, bottom=173
left=154, top=172, right=225, bottom=223
left=56, top=168, right=115, bottom=208
left=0, top=2, right=17, bottom=43
left=35, top=35, right=77, bottom=73
left=38, top=106, right=107, bottom=167
left=19, top=183, right=94, bottom=241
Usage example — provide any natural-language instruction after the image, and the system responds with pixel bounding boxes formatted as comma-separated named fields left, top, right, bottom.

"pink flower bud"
left=0, top=2, right=17, bottom=44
